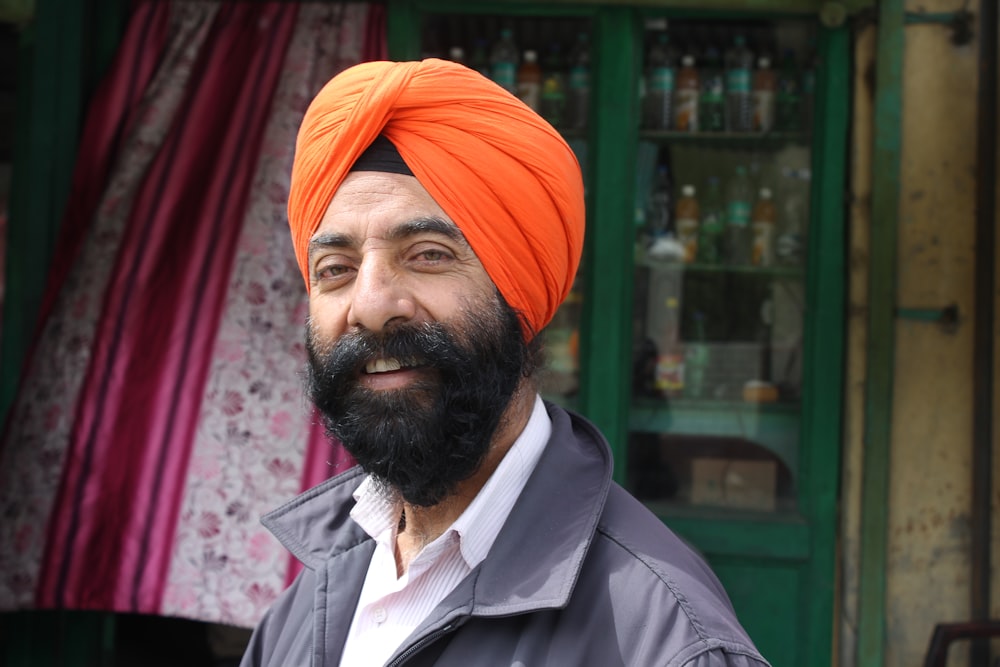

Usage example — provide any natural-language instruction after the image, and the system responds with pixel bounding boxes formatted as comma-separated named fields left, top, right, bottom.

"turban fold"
left=287, top=58, right=586, bottom=337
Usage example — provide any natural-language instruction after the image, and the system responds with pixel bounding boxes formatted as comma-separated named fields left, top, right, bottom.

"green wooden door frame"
left=858, top=0, right=905, bottom=665
left=0, top=0, right=125, bottom=427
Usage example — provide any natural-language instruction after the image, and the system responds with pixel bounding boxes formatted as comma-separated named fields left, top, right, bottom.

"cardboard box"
left=690, top=458, right=777, bottom=512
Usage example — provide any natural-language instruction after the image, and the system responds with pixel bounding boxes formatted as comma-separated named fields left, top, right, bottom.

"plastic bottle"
left=646, top=165, right=673, bottom=238
left=684, top=311, right=710, bottom=399
left=696, top=176, right=726, bottom=264
left=448, top=46, right=466, bottom=65
left=724, top=35, right=754, bottom=133
left=752, top=56, right=776, bottom=133
left=802, top=43, right=818, bottom=130
left=724, top=165, right=754, bottom=265
left=517, top=49, right=542, bottom=112
left=698, top=45, right=726, bottom=132
left=674, top=184, right=700, bottom=263
left=751, top=187, right=777, bottom=266
left=646, top=165, right=685, bottom=262
left=470, top=38, right=492, bottom=78
left=673, top=54, right=699, bottom=132
left=643, top=33, right=677, bottom=130
left=539, top=43, right=566, bottom=128
left=775, top=166, right=808, bottom=265
left=490, top=28, right=519, bottom=94
left=566, top=31, right=591, bottom=130
left=775, top=49, right=802, bottom=132
left=650, top=289, right=684, bottom=398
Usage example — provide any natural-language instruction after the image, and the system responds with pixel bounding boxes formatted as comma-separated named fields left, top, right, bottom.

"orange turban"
left=287, top=58, right=585, bottom=338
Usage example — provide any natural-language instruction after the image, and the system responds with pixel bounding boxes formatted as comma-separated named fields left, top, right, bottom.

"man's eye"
left=417, top=249, right=450, bottom=262
left=316, top=264, right=351, bottom=280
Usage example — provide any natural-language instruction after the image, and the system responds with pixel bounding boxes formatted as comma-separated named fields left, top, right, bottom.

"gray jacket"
left=241, top=402, right=770, bottom=667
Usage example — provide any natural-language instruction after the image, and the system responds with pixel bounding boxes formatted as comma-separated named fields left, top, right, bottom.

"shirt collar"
left=349, top=394, right=552, bottom=568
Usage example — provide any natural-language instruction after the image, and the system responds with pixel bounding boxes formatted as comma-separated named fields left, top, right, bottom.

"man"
left=241, top=58, right=769, bottom=667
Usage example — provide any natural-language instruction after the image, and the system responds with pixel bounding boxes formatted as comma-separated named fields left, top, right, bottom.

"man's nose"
left=346, top=256, right=417, bottom=332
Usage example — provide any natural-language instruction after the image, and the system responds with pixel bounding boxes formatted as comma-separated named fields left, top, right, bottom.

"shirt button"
left=372, top=607, right=387, bottom=624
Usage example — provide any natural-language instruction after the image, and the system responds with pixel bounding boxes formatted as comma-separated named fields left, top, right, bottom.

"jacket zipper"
left=385, top=623, right=455, bottom=667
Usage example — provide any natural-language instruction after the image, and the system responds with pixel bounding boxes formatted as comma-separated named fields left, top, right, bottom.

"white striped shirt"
left=337, top=395, right=551, bottom=667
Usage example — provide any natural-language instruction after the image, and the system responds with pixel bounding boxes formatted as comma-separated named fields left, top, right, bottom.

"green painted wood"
left=662, top=512, right=812, bottom=560
left=576, top=7, right=639, bottom=486
left=710, top=560, right=803, bottom=666
left=799, top=22, right=849, bottom=667
left=858, top=0, right=905, bottom=665
left=386, top=0, right=422, bottom=59
left=0, top=0, right=125, bottom=428
left=1, top=611, right=113, bottom=666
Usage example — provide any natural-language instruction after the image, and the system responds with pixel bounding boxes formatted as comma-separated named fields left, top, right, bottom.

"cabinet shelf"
left=639, top=130, right=810, bottom=147
left=637, top=257, right=805, bottom=280
left=629, top=397, right=799, bottom=472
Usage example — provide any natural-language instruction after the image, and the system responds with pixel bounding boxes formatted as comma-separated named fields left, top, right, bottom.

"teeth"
left=366, top=358, right=403, bottom=374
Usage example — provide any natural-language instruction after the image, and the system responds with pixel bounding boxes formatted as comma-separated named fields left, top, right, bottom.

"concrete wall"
left=841, top=3, right=991, bottom=666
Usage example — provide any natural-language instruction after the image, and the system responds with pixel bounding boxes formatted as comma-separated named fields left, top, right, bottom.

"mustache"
left=308, top=321, right=461, bottom=380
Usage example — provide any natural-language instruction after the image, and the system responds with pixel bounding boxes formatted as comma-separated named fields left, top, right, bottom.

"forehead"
left=314, top=170, right=457, bottom=240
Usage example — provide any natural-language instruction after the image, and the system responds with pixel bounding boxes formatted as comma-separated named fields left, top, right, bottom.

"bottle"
left=566, top=31, right=591, bottom=129
left=698, top=45, right=726, bottom=132
left=646, top=165, right=685, bottom=262
left=470, top=38, right=492, bottom=78
left=775, top=166, right=808, bottom=265
left=674, top=184, right=700, bottom=263
left=775, top=49, right=802, bottom=132
left=448, top=46, right=466, bottom=65
left=724, top=165, right=754, bottom=265
left=752, top=56, right=776, bottom=133
left=490, top=28, right=519, bottom=94
left=802, top=43, right=818, bottom=130
left=539, top=43, right=566, bottom=128
left=684, top=311, right=710, bottom=399
left=649, top=288, right=685, bottom=398
left=673, top=54, right=699, bottom=132
left=751, top=187, right=776, bottom=266
left=517, top=49, right=542, bottom=112
left=645, top=165, right=671, bottom=235
left=696, top=176, right=726, bottom=264
left=724, top=35, right=754, bottom=133
left=643, top=33, right=677, bottom=130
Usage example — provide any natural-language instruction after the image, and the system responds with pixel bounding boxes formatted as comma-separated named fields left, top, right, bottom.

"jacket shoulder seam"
left=594, top=526, right=712, bottom=641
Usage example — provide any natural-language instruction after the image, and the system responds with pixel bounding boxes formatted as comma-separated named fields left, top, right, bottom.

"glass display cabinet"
left=388, top=4, right=848, bottom=665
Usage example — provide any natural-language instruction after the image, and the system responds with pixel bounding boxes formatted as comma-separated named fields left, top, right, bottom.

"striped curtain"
left=0, top=0, right=379, bottom=628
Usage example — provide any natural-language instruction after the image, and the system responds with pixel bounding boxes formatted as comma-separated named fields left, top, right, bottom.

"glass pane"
left=628, top=18, right=817, bottom=515
left=419, top=13, right=591, bottom=410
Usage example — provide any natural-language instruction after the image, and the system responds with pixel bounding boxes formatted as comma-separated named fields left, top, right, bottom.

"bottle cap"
left=524, top=50, right=537, bottom=63
left=449, top=46, right=465, bottom=61
left=682, top=184, right=696, bottom=196
left=758, top=56, right=771, bottom=68
left=760, top=187, right=773, bottom=198
left=682, top=54, right=695, bottom=67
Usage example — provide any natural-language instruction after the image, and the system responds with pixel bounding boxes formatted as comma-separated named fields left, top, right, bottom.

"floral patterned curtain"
left=0, top=0, right=380, bottom=628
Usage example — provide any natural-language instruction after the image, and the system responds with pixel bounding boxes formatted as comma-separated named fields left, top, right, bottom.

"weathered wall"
left=842, top=2, right=988, bottom=666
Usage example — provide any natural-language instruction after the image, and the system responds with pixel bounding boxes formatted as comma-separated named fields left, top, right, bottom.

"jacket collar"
left=261, top=401, right=613, bottom=614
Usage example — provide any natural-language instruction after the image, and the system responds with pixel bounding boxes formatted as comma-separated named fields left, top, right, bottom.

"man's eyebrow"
left=307, top=216, right=468, bottom=260
left=308, top=232, right=353, bottom=258
left=386, top=216, right=466, bottom=244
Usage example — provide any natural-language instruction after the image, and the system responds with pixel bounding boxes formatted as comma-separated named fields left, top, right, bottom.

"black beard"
left=306, top=295, right=531, bottom=507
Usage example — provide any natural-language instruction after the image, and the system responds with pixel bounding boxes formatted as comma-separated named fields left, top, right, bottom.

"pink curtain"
left=0, top=0, right=380, bottom=628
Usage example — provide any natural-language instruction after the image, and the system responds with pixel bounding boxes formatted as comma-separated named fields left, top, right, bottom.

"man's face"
left=305, top=171, right=530, bottom=506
